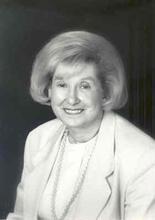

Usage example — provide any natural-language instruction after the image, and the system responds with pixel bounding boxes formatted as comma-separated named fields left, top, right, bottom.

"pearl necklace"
left=51, top=129, right=98, bottom=220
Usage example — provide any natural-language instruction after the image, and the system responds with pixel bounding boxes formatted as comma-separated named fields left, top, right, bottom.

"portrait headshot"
left=0, top=1, right=154, bottom=220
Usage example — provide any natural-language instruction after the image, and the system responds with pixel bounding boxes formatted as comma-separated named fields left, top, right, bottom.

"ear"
left=47, top=86, right=52, bottom=99
left=101, top=96, right=110, bottom=108
left=102, top=97, right=106, bottom=102
left=101, top=97, right=106, bottom=107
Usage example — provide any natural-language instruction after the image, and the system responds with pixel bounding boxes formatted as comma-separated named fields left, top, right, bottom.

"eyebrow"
left=80, top=77, right=96, bottom=83
left=54, top=76, right=96, bottom=82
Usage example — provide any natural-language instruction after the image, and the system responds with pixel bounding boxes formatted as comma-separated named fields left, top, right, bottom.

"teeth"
left=64, top=109, right=83, bottom=114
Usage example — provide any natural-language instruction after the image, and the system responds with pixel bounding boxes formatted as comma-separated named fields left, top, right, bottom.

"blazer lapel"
left=75, top=111, right=116, bottom=220
left=24, top=124, right=65, bottom=220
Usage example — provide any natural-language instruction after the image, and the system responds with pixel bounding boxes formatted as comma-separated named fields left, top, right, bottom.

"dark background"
left=0, top=0, right=154, bottom=218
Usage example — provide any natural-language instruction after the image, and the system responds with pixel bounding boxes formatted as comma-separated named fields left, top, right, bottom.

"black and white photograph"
left=0, top=1, right=155, bottom=220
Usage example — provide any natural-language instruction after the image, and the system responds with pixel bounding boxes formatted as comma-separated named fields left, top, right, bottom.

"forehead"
left=53, top=61, right=98, bottom=80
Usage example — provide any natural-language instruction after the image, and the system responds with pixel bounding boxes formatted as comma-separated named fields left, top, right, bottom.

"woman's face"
left=49, top=62, right=104, bottom=131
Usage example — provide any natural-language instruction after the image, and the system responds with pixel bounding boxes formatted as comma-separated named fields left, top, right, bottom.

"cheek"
left=51, top=89, right=65, bottom=106
left=88, top=91, right=103, bottom=106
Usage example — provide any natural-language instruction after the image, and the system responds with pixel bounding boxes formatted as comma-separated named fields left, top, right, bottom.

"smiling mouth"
left=63, top=108, right=84, bottom=114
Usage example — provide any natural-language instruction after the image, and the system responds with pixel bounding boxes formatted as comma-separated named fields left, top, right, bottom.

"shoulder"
left=24, top=118, right=64, bottom=161
left=28, top=118, right=63, bottom=139
left=114, top=113, right=155, bottom=181
left=115, top=113, right=155, bottom=151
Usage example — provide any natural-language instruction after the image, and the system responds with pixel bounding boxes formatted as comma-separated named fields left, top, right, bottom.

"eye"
left=80, top=82, right=91, bottom=89
left=56, top=81, right=67, bottom=88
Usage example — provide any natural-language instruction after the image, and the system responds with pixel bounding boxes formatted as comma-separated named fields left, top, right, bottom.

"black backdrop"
left=0, top=0, right=154, bottom=218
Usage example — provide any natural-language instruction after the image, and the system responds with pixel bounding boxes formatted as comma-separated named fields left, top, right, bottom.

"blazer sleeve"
left=124, top=147, right=155, bottom=220
left=6, top=132, right=34, bottom=220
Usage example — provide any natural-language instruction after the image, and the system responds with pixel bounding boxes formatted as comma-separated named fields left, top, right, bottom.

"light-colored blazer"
left=7, top=111, right=155, bottom=220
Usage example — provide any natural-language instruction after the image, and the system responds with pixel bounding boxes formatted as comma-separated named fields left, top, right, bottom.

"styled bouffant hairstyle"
left=30, top=31, right=128, bottom=110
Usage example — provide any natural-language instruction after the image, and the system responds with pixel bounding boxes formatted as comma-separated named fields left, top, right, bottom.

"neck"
left=68, top=113, right=103, bottom=144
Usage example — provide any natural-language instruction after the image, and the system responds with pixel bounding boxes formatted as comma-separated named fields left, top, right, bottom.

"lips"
left=63, top=108, right=84, bottom=114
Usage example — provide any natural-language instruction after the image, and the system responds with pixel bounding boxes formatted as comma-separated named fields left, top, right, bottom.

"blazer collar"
left=74, top=111, right=116, bottom=220
left=24, top=111, right=116, bottom=220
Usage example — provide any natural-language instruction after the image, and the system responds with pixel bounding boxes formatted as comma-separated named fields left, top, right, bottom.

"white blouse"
left=38, top=135, right=96, bottom=220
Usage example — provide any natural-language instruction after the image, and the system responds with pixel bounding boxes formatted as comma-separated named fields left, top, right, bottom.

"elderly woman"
left=7, top=31, right=155, bottom=220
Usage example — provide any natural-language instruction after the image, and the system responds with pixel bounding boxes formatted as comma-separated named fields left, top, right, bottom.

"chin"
left=62, top=119, right=84, bottom=129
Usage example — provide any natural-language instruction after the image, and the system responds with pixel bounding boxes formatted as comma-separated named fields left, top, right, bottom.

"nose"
left=67, top=87, right=80, bottom=105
